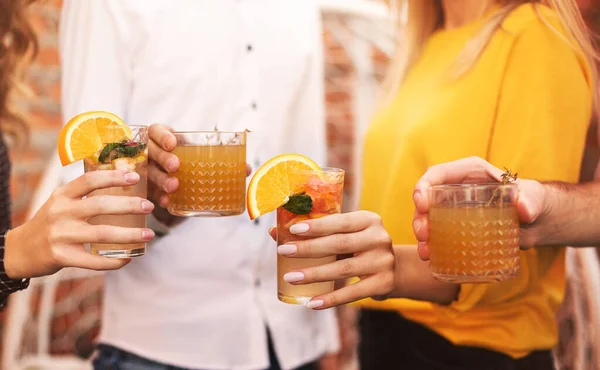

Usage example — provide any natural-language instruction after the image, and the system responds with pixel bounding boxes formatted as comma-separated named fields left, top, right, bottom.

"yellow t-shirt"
left=359, top=4, right=592, bottom=358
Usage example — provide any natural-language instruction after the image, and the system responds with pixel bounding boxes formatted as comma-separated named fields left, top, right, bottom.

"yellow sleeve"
left=439, top=19, right=592, bottom=315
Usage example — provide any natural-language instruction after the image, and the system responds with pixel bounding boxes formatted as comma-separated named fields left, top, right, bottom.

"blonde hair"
left=0, top=0, right=37, bottom=147
left=383, top=0, right=599, bottom=110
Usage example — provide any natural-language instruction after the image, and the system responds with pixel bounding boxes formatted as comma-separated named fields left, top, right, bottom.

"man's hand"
left=148, top=124, right=180, bottom=208
left=412, top=157, right=549, bottom=260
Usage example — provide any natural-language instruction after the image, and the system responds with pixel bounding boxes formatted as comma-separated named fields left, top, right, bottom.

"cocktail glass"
left=167, top=131, right=247, bottom=217
left=277, top=168, right=345, bottom=305
left=84, top=125, right=149, bottom=258
left=428, top=183, right=520, bottom=283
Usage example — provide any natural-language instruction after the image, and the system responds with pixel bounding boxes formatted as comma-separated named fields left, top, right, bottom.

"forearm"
left=389, top=244, right=459, bottom=304
left=526, top=181, right=600, bottom=247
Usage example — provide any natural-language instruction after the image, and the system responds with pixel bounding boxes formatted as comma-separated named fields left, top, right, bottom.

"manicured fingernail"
left=124, top=172, right=140, bottom=183
left=141, top=201, right=154, bottom=212
left=306, top=300, right=324, bottom=309
left=283, top=271, right=304, bottom=283
left=277, top=244, right=297, bottom=256
left=269, top=227, right=276, bottom=235
left=290, top=223, right=309, bottom=234
left=413, top=219, right=421, bottom=233
left=142, top=229, right=155, bottom=241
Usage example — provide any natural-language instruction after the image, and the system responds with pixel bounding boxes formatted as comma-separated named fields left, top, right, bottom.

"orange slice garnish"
left=246, top=154, right=321, bottom=220
left=57, top=111, right=131, bottom=166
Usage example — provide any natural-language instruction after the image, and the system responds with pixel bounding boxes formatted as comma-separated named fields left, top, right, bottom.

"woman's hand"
left=272, top=211, right=395, bottom=309
left=412, top=156, right=548, bottom=260
left=4, top=170, right=156, bottom=279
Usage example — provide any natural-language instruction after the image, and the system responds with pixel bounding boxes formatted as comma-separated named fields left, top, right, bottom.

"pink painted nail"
left=306, top=300, right=324, bottom=309
left=124, top=172, right=140, bottom=183
left=142, top=230, right=155, bottom=241
left=289, top=223, right=309, bottom=234
left=141, top=201, right=154, bottom=212
left=277, top=244, right=297, bottom=256
left=283, top=271, right=304, bottom=283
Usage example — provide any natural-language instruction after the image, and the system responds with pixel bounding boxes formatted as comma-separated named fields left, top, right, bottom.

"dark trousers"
left=359, top=309, right=556, bottom=370
left=93, top=331, right=317, bottom=370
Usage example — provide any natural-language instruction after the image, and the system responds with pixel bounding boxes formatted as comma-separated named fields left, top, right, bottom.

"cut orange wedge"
left=57, top=111, right=131, bottom=166
left=247, top=154, right=321, bottom=220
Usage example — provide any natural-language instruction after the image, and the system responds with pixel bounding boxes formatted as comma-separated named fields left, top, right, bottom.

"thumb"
left=516, top=180, right=545, bottom=224
left=269, top=226, right=277, bottom=241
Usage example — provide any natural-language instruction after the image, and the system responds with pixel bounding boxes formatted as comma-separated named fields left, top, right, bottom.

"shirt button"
left=247, top=44, right=253, bottom=52
left=255, top=279, right=261, bottom=287
left=251, top=102, right=257, bottom=110
left=254, top=219, right=260, bottom=226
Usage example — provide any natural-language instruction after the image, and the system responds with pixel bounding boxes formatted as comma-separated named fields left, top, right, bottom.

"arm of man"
left=530, top=181, right=600, bottom=247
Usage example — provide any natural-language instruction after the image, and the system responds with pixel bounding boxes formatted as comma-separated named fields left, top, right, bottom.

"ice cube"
left=113, top=157, right=136, bottom=171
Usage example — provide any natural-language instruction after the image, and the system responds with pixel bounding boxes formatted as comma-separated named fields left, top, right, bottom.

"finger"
left=287, top=210, right=381, bottom=237
left=57, top=246, right=133, bottom=269
left=306, top=274, right=394, bottom=310
left=159, top=193, right=170, bottom=208
left=74, top=196, right=154, bottom=219
left=412, top=213, right=428, bottom=243
left=148, top=162, right=179, bottom=194
left=284, top=249, right=392, bottom=284
left=516, top=179, right=546, bottom=224
left=246, top=163, right=252, bottom=177
left=148, top=123, right=177, bottom=151
left=269, top=227, right=276, bottom=241
left=417, top=241, right=430, bottom=261
left=60, top=170, right=140, bottom=199
left=148, top=139, right=179, bottom=173
left=279, top=227, right=390, bottom=257
left=60, top=224, right=155, bottom=244
left=413, top=157, right=505, bottom=214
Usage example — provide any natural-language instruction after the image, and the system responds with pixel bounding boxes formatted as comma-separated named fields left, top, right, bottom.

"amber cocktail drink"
left=277, top=168, right=344, bottom=305
left=84, top=125, right=148, bottom=258
left=428, top=184, right=520, bottom=283
left=168, top=131, right=246, bottom=217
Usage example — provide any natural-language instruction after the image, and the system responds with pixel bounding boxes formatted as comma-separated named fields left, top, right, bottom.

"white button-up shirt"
left=59, top=1, right=339, bottom=369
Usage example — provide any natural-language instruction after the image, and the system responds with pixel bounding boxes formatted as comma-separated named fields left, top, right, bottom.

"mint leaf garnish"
left=98, top=141, right=146, bottom=163
left=283, top=194, right=313, bottom=215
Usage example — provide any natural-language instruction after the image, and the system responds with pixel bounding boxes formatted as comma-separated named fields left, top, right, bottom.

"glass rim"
left=104, top=124, right=148, bottom=129
left=172, top=130, right=248, bottom=135
left=295, top=167, right=345, bottom=174
left=429, top=183, right=517, bottom=191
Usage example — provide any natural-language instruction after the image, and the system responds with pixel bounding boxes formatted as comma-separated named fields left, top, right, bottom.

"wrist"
left=4, top=227, right=27, bottom=279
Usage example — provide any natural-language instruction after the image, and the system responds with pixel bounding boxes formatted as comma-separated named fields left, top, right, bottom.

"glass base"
left=167, top=208, right=244, bottom=217
left=278, top=292, right=315, bottom=306
left=91, top=247, right=146, bottom=258
left=431, top=272, right=518, bottom=284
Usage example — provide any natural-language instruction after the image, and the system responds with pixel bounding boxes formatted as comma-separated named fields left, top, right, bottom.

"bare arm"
left=390, top=245, right=459, bottom=304
left=527, top=181, right=600, bottom=247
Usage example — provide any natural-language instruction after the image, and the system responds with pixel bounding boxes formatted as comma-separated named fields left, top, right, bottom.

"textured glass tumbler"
left=428, top=184, right=520, bottom=283
left=167, top=131, right=247, bottom=217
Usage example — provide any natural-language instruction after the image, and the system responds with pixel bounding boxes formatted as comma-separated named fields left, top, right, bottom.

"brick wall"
left=11, top=0, right=63, bottom=225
